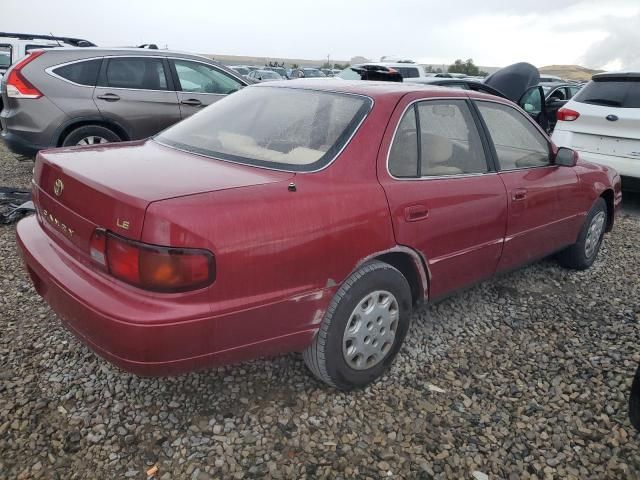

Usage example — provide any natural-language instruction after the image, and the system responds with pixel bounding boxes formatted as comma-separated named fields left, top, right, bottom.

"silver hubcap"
left=342, top=290, right=399, bottom=370
left=77, top=136, right=108, bottom=146
left=585, top=211, right=606, bottom=258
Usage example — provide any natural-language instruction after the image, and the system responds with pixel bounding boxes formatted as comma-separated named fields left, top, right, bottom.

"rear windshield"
left=156, top=86, right=372, bottom=171
left=573, top=78, right=640, bottom=108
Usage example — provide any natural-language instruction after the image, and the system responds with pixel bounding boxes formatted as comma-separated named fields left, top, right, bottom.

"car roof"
left=592, top=71, right=640, bottom=80
left=34, top=47, right=215, bottom=60
left=251, top=78, right=505, bottom=102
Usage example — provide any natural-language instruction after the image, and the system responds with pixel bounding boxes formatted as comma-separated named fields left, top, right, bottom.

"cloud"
left=580, top=13, right=640, bottom=70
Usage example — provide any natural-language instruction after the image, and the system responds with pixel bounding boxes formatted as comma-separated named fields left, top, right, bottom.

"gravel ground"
left=1, top=143, right=639, bottom=479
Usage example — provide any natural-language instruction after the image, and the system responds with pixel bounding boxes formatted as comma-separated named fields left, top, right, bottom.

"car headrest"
left=422, top=133, right=453, bottom=164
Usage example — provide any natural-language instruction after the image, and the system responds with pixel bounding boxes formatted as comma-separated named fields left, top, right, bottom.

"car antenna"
left=49, top=32, right=62, bottom=47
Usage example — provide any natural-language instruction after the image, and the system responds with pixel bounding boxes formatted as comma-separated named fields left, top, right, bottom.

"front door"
left=474, top=100, right=582, bottom=272
left=93, top=56, right=181, bottom=140
left=169, top=59, right=245, bottom=118
left=379, top=96, right=508, bottom=300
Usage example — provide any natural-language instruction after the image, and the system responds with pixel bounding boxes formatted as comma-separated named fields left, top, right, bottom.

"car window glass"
left=569, top=86, right=580, bottom=97
left=156, top=87, right=371, bottom=171
left=388, top=108, right=418, bottom=177
left=0, top=45, right=11, bottom=67
left=477, top=101, right=549, bottom=170
left=549, top=88, right=566, bottom=101
left=174, top=60, right=242, bottom=94
left=520, top=87, right=542, bottom=114
left=52, top=59, right=102, bottom=86
left=418, top=100, right=488, bottom=176
left=396, top=67, right=419, bottom=78
left=105, top=57, right=168, bottom=90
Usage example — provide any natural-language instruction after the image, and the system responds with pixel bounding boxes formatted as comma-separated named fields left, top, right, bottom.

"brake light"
left=5, top=50, right=45, bottom=99
left=556, top=108, right=580, bottom=122
left=89, top=229, right=215, bottom=292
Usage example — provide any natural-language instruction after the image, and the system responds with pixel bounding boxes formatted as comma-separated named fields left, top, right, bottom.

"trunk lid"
left=563, top=102, right=640, bottom=159
left=33, top=139, right=293, bottom=253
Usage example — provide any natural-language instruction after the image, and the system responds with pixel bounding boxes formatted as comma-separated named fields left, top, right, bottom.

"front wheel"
left=556, top=197, right=607, bottom=270
left=303, top=261, right=412, bottom=390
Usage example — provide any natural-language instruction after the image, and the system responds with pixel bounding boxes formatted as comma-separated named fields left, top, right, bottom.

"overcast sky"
left=3, top=0, right=639, bottom=69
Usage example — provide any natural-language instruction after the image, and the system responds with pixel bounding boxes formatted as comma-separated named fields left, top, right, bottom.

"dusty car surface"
left=16, top=80, right=621, bottom=390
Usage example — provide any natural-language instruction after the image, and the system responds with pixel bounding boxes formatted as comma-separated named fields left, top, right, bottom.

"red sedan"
left=17, top=80, right=621, bottom=390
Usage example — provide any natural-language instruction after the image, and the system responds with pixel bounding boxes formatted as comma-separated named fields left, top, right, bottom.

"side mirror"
left=554, top=147, right=578, bottom=167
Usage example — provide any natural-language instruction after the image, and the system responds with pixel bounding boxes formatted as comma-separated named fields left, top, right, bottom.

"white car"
left=552, top=72, right=640, bottom=182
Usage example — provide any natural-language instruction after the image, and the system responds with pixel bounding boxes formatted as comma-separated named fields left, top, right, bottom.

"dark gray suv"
left=0, top=48, right=248, bottom=156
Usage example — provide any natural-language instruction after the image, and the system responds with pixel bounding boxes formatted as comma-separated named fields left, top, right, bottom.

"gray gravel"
left=1, top=142, right=639, bottom=479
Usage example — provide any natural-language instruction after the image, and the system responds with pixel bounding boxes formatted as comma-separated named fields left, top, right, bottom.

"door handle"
left=404, top=205, right=429, bottom=222
left=96, top=93, right=120, bottom=102
left=180, top=98, right=203, bottom=106
left=512, top=189, right=528, bottom=201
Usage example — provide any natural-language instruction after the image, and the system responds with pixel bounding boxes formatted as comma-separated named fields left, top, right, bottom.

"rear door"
left=474, top=100, right=582, bottom=272
left=379, top=94, right=508, bottom=299
left=93, top=56, right=181, bottom=140
left=169, top=58, right=245, bottom=118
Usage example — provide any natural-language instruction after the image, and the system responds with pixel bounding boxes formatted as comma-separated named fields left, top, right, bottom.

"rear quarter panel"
left=141, top=94, right=401, bottom=351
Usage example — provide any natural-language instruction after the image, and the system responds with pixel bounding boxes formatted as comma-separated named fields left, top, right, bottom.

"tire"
left=303, top=261, right=412, bottom=390
left=62, top=125, right=121, bottom=147
left=630, top=365, right=640, bottom=431
left=556, top=197, right=607, bottom=270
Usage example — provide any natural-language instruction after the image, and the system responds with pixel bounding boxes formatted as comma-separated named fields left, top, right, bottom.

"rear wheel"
left=62, top=125, right=121, bottom=147
left=303, top=261, right=412, bottom=390
left=556, top=198, right=607, bottom=270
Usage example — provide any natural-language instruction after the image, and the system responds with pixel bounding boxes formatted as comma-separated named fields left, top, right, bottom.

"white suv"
left=552, top=72, right=640, bottom=182
left=0, top=32, right=94, bottom=78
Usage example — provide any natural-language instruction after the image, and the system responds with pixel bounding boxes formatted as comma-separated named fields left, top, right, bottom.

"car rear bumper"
left=0, top=129, right=46, bottom=157
left=574, top=150, right=640, bottom=179
left=16, top=215, right=318, bottom=376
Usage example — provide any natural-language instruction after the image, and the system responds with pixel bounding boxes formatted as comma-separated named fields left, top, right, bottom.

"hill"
left=538, top=64, right=603, bottom=81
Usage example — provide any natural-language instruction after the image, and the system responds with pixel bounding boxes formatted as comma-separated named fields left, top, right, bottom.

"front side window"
left=520, top=87, right=543, bottom=114
left=104, top=57, right=168, bottom=90
left=174, top=60, right=243, bottom=94
left=156, top=86, right=372, bottom=171
left=389, top=100, right=488, bottom=178
left=52, top=59, right=102, bottom=86
left=477, top=101, right=549, bottom=170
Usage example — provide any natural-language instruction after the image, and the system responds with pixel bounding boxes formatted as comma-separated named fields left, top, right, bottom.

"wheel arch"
left=600, top=188, right=615, bottom=232
left=54, top=117, right=130, bottom=147
left=354, top=246, right=430, bottom=307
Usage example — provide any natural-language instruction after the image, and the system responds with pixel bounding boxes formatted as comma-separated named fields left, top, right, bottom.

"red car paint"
left=16, top=81, right=622, bottom=375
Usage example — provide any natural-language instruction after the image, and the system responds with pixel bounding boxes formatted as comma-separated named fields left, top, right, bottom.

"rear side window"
left=389, top=100, right=488, bottom=177
left=104, top=57, right=169, bottom=90
left=52, top=59, right=102, bottom=86
left=573, top=79, right=640, bottom=108
left=477, top=101, right=549, bottom=170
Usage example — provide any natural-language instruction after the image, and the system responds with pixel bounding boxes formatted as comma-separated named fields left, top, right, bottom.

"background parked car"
left=339, top=62, right=432, bottom=80
left=229, top=65, right=251, bottom=78
left=289, top=67, right=325, bottom=79
left=264, top=66, right=288, bottom=79
left=0, top=48, right=248, bottom=156
left=338, top=64, right=403, bottom=82
left=247, top=69, right=283, bottom=82
left=552, top=71, right=640, bottom=189
left=541, top=81, right=583, bottom=131
left=0, top=32, right=95, bottom=78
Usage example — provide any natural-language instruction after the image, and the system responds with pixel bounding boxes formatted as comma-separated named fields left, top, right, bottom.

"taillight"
left=556, top=108, right=580, bottom=122
left=89, top=229, right=215, bottom=292
left=6, top=50, right=45, bottom=99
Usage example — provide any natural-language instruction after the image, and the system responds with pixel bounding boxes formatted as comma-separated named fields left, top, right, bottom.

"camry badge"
left=53, top=179, right=64, bottom=197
